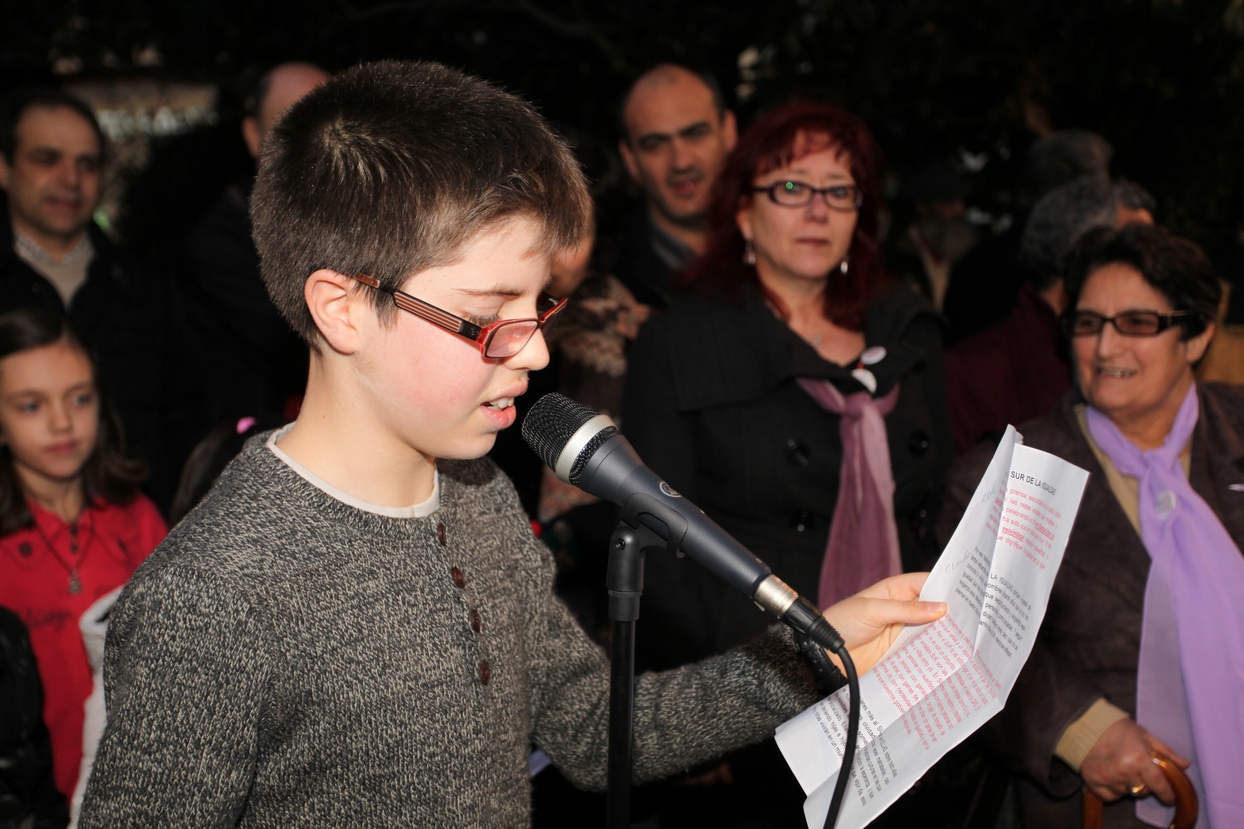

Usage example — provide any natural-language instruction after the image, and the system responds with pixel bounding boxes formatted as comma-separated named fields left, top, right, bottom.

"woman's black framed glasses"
left=350, top=273, right=567, bottom=359
left=751, top=180, right=864, bottom=212
left=1062, top=309, right=1194, bottom=338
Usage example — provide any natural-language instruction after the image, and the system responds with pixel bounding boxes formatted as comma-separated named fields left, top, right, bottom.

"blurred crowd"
left=2, top=59, right=1241, bottom=829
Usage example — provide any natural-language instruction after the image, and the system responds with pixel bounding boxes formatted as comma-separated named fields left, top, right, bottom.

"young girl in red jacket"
left=0, top=307, right=166, bottom=803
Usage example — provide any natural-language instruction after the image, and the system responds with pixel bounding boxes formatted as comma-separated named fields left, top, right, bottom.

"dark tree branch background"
left=6, top=0, right=1244, bottom=265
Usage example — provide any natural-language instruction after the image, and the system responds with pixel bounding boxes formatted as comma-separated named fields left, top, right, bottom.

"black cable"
left=783, top=604, right=859, bottom=829
left=823, top=644, right=860, bottom=829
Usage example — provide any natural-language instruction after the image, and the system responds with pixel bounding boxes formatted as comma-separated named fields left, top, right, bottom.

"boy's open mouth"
left=484, top=397, right=515, bottom=411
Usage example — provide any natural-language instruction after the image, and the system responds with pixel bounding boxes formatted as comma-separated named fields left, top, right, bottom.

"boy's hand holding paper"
left=778, top=425, right=1090, bottom=829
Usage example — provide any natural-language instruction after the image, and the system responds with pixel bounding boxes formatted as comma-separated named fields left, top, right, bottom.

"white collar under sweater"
left=265, top=424, right=440, bottom=519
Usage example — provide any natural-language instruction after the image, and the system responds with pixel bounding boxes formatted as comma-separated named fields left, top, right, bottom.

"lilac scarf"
left=797, top=378, right=902, bottom=607
left=1086, top=385, right=1244, bottom=829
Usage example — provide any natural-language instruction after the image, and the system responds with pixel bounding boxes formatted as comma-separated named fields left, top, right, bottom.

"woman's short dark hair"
left=679, top=99, right=888, bottom=330
left=1064, top=223, right=1221, bottom=340
left=0, top=308, right=145, bottom=535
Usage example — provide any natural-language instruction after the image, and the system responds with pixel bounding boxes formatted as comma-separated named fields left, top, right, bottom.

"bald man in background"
left=184, top=62, right=329, bottom=427
left=613, top=64, right=736, bottom=308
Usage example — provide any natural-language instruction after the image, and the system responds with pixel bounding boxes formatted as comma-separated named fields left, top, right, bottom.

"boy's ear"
left=305, top=269, right=367, bottom=354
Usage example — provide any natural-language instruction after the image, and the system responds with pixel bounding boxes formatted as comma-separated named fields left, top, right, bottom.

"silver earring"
left=839, top=258, right=849, bottom=275
left=744, top=239, right=756, bottom=266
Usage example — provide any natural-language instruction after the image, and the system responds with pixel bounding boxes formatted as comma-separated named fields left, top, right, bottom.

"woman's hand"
left=1081, top=718, right=1190, bottom=804
left=820, top=573, right=946, bottom=675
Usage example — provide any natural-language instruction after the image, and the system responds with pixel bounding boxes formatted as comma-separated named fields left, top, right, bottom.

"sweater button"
left=17, top=542, right=32, bottom=557
left=451, top=567, right=466, bottom=588
left=437, top=523, right=447, bottom=545
left=479, top=660, right=491, bottom=684
left=470, top=609, right=482, bottom=633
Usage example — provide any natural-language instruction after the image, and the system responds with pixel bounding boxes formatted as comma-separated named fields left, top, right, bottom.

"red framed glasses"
left=350, top=273, right=567, bottom=359
left=751, top=180, right=864, bottom=212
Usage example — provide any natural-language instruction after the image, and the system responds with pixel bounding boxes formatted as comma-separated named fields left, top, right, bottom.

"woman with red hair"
left=621, top=101, right=953, bottom=824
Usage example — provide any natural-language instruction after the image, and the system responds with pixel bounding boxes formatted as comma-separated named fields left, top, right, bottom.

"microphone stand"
left=523, top=395, right=856, bottom=826
left=605, top=495, right=690, bottom=829
left=599, top=491, right=854, bottom=829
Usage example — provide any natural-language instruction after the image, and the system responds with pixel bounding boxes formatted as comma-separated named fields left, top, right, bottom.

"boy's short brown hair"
left=251, top=60, right=592, bottom=345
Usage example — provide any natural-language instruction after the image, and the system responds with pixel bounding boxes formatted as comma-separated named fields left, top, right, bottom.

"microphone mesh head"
left=522, top=393, right=597, bottom=469
left=567, top=427, right=618, bottom=486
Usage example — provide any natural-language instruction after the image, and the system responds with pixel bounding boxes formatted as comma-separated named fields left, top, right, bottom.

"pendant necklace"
left=31, top=509, right=88, bottom=595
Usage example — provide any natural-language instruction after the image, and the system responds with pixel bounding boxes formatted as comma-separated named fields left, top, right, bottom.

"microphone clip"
left=605, top=493, right=687, bottom=623
left=616, top=491, right=690, bottom=560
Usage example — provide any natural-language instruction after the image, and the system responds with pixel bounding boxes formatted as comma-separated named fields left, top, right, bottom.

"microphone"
left=521, top=393, right=842, bottom=650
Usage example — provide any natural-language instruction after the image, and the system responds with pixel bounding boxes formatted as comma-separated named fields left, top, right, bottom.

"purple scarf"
left=1086, top=384, right=1244, bottom=829
left=797, top=378, right=902, bottom=607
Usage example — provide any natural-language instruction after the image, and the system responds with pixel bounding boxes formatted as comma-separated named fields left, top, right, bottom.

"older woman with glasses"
left=941, top=222, right=1244, bottom=829
left=620, top=100, right=953, bottom=827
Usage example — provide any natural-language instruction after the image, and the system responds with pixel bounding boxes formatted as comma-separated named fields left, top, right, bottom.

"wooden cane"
left=1081, top=750, right=1198, bottom=829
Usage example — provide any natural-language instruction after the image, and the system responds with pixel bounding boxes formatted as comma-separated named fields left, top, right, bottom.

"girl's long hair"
left=678, top=99, right=889, bottom=330
left=0, top=308, right=146, bottom=534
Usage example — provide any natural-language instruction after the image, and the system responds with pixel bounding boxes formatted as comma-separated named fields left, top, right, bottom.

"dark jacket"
left=944, top=285, right=1072, bottom=456
left=0, top=608, right=67, bottom=829
left=182, top=178, right=307, bottom=425
left=0, top=215, right=202, bottom=514
left=611, top=203, right=688, bottom=310
left=940, top=219, right=1026, bottom=345
left=623, top=282, right=952, bottom=670
left=938, top=384, right=1244, bottom=828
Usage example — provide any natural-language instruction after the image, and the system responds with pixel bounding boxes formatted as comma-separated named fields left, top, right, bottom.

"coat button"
left=17, top=542, right=32, bottom=557
left=437, top=523, right=447, bottom=545
left=479, top=661, right=491, bottom=684
left=451, top=567, right=466, bottom=588
left=790, top=510, right=815, bottom=533
left=70, top=542, right=79, bottom=553
left=908, top=431, right=930, bottom=456
left=785, top=438, right=812, bottom=467
left=470, top=609, right=482, bottom=632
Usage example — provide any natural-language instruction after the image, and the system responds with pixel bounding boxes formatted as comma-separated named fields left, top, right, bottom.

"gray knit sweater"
left=77, top=436, right=822, bottom=827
